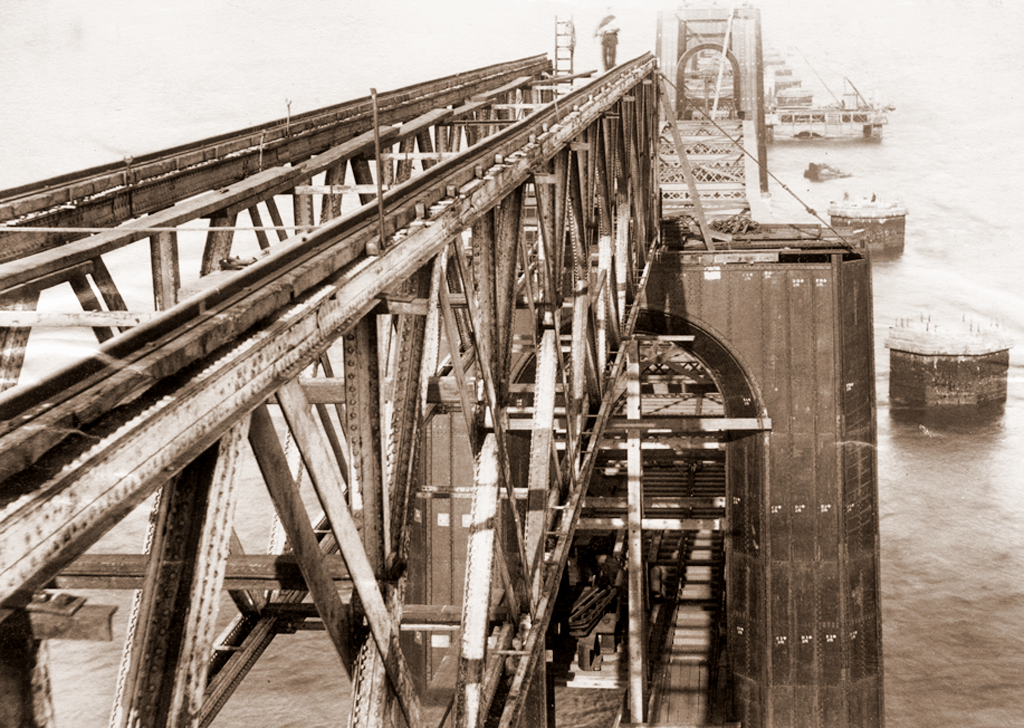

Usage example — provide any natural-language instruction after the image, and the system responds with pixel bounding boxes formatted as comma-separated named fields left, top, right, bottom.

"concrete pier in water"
left=829, top=198, right=908, bottom=257
left=886, top=318, right=1012, bottom=408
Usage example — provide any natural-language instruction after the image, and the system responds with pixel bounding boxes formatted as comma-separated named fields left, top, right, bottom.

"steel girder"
left=0, top=54, right=661, bottom=727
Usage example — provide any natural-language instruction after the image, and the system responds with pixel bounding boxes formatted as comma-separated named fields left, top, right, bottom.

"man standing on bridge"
left=595, top=10, right=619, bottom=71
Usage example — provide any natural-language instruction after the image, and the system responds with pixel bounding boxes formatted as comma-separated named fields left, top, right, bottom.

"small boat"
left=803, top=162, right=851, bottom=181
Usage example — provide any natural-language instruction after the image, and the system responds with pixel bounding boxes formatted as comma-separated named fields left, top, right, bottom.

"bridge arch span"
left=636, top=308, right=767, bottom=420
left=636, top=307, right=769, bottom=722
left=675, top=42, right=743, bottom=119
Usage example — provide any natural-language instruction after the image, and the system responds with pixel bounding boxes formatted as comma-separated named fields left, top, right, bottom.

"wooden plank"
left=54, top=552, right=351, bottom=590
left=200, top=210, right=238, bottom=276
left=150, top=230, right=180, bottom=310
left=397, top=107, right=454, bottom=139
left=576, top=518, right=723, bottom=532
left=27, top=601, right=117, bottom=641
left=490, top=103, right=546, bottom=110
left=298, top=184, right=384, bottom=195
left=415, top=127, right=438, bottom=171
left=0, top=125, right=405, bottom=294
left=0, top=58, right=547, bottom=226
left=381, top=151, right=451, bottom=162
left=263, top=196, right=290, bottom=242
left=582, top=496, right=726, bottom=510
left=401, top=603, right=509, bottom=627
left=470, top=75, right=537, bottom=103
left=88, top=256, right=130, bottom=327
left=66, top=271, right=115, bottom=342
left=605, top=417, right=771, bottom=432
left=350, top=155, right=376, bottom=206
left=248, top=205, right=271, bottom=250
left=424, top=375, right=478, bottom=407
left=0, top=290, right=39, bottom=391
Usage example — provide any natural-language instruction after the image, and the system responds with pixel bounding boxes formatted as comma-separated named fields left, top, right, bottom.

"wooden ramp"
left=647, top=529, right=718, bottom=726
left=555, top=686, right=627, bottom=728
left=554, top=525, right=730, bottom=728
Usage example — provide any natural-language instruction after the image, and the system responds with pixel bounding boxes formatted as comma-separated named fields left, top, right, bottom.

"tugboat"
left=803, top=162, right=851, bottom=181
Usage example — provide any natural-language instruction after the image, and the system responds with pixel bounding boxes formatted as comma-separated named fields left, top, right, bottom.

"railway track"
left=0, top=55, right=549, bottom=260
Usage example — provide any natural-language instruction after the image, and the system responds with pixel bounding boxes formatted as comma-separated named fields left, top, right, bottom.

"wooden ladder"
left=554, top=17, right=576, bottom=80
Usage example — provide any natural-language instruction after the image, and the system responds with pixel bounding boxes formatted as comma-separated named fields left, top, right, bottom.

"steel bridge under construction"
left=0, top=7, right=885, bottom=728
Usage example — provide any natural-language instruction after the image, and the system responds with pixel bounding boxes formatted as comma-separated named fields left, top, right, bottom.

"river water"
left=2, top=1, right=1023, bottom=726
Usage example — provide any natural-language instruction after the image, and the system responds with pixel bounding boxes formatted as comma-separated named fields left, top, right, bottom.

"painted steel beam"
left=111, top=433, right=238, bottom=728
left=576, top=517, right=723, bottom=532
left=525, top=330, right=558, bottom=593
left=53, top=553, right=351, bottom=591
left=453, top=435, right=501, bottom=728
left=275, top=380, right=423, bottom=728
left=0, top=54, right=659, bottom=479
left=626, top=341, right=648, bottom=722
left=248, top=403, right=356, bottom=676
left=605, top=416, right=772, bottom=432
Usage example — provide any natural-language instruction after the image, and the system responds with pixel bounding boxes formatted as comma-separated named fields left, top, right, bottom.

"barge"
left=767, top=77, right=891, bottom=141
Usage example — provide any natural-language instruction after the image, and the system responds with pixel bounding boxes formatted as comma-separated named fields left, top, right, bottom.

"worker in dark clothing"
left=595, top=11, right=619, bottom=71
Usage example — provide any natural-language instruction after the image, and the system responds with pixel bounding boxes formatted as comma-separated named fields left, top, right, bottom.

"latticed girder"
left=0, top=55, right=661, bottom=728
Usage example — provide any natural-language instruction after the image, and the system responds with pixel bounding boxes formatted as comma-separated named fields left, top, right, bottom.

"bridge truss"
left=0, top=53, right=661, bottom=728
